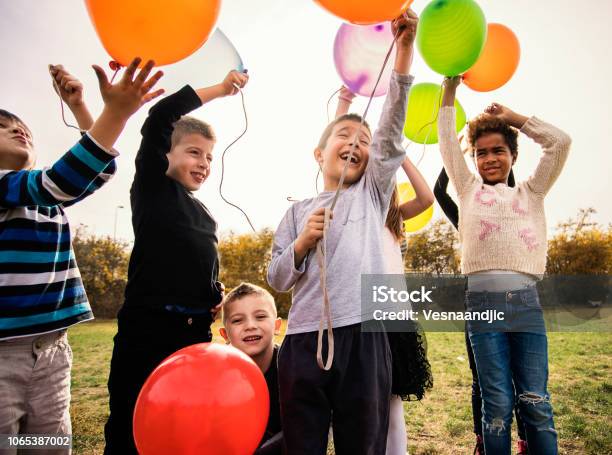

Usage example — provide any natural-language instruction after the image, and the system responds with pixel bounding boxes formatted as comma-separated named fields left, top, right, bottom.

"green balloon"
left=403, top=83, right=466, bottom=145
left=417, top=0, right=487, bottom=76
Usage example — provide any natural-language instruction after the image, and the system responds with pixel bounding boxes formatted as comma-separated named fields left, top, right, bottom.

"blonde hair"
left=222, top=282, right=277, bottom=325
left=170, top=116, right=215, bottom=150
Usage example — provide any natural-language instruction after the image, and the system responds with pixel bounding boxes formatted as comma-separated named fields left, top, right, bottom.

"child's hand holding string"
left=442, top=76, right=461, bottom=107
left=220, top=70, right=249, bottom=97
left=49, top=65, right=86, bottom=109
left=393, top=9, right=418, bottom=49
left=49, top=64, right=94, bottom=130
left=294, top=208, right=333, bottom=267
left=392, top=9, right=418, bottom=75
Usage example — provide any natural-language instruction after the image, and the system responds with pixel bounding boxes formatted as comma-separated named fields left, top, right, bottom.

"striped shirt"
left=0, top=133, right=117, bottom=340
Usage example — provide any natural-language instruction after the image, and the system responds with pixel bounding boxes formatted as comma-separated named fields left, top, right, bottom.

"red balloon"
left=134, top=343, right=269, bottom=455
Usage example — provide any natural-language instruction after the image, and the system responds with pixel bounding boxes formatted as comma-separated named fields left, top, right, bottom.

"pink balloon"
left=333, top=22, right=394, bottom=97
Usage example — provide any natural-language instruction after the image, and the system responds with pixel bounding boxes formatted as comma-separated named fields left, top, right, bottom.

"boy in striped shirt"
left=0, top=58, right=163, bottom=450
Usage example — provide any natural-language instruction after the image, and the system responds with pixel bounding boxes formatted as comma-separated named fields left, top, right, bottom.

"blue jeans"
left=466, top=287, right=558, bottom=455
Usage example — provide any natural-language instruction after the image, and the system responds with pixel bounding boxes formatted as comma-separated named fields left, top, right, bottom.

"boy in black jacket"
left=104, top=70, right=249, bottom=455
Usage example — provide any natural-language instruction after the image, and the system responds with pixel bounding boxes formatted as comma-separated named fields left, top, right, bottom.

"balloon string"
left=218, top=86, right=256, bottom=233
left=330, top=28, right=401, bottom=212
left=408, top=80, right=445, bottom=167
left=110, top=66, right=121, bottom=84
left=317, top=86, right=343, bottom=196
left=326, top=86, right=343, bottom=124
left=48, top=66, right=85, bottom=133
left=315, top=25, right=403, bottom=371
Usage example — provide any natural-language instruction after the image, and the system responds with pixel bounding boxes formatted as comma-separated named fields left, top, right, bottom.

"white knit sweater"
left=438, top=106, right=571, bottom=275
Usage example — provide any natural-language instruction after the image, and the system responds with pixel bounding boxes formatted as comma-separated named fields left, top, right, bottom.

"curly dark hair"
left=467, top=113, right=519, bottom=159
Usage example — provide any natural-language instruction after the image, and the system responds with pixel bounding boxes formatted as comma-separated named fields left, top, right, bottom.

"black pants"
left=278, top=323, right=391, bottom=455
left=466, top=328, right=528, bottom=442
left=103, top=306, right=212, bottom=455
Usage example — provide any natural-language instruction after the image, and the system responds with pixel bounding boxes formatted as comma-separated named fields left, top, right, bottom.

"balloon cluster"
left=319, top=0, right=521, bottom=92
left=318, top=0, right=522, bottom=232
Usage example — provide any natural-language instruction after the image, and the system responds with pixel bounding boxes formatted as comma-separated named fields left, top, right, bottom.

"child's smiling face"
left=473, top=132, right=515, bottom=185
left=0, top=115, right=35, bottom=171
left=165, top=133, right=214, bottom=191
left=315, top=120, right=372, bottom=189
left=220, top=294, right=281, bottom=360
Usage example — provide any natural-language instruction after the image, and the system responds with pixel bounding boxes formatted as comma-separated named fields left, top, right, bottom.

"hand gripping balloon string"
left=315, top=25, right=403, bottom=371
left=218, top=82, right=256, bottom=233
left=51, top=60, right=122, bottom=131
left=48, top=65, right=85, bottom=133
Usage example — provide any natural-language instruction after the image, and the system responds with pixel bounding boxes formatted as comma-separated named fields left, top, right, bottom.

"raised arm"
left=398, top=157, right=434, bottom=220
left=438, top=76, right=474, bottom=196
left=335, top=86, right=356, bottom=119
left=0, top=58, right=163, bottom=209
left=367, top=10, right=417, bottom=208
left=433, top=167, right=459, bottom=230
left=485, top=103, right=571, bottom=196
left=136, top=70, right=248, bottom=181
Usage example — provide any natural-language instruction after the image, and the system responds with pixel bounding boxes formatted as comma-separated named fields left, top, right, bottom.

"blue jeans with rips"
left=466, top=286, right=558, bottom=455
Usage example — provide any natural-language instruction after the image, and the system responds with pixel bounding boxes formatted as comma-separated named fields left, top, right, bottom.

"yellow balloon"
left=397, top=182, right=433, bottom=233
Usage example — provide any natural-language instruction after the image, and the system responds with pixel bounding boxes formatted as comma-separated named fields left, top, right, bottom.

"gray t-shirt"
left=267, top=71, right=414, bottom=335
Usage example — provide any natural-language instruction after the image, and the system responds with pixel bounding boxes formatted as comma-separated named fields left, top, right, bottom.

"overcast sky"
left=2, top=0, right=610, bottom=242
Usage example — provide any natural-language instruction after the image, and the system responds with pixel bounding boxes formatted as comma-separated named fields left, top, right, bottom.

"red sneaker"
left=517, top=439, right=529, bottom=454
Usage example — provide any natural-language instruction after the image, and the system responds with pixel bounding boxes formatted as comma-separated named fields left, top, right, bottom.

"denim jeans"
left=466, top=287, right=558, bottom=455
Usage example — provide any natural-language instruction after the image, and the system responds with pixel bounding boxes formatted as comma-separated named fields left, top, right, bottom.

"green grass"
left=68, top=321, right=611, bottom=454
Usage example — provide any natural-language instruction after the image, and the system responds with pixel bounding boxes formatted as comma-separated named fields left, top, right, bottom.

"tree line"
left=73, top=208, right=611, bottom=319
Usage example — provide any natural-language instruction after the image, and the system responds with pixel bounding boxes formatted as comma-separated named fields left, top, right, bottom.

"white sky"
left=2, top=0, right=611, bottom=242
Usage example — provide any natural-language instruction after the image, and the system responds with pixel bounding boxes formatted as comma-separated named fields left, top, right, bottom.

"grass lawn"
left=68, top=320, right=611, bottom=454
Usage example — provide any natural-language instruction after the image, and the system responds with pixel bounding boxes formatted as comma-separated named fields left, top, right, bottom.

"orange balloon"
left=314, top=0, right=413, bottom=25
left=85, top=0, right=221, bottom=67
left=463, top=23, right=520, bottom=92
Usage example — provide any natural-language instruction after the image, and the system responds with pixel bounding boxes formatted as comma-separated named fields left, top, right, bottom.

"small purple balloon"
left=333, top=22, right=394, bottom=97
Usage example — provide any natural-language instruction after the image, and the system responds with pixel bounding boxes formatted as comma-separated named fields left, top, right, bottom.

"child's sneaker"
left=473, top=435, right=485, bottom=455
left=517, top=439, right=529, bottom=454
